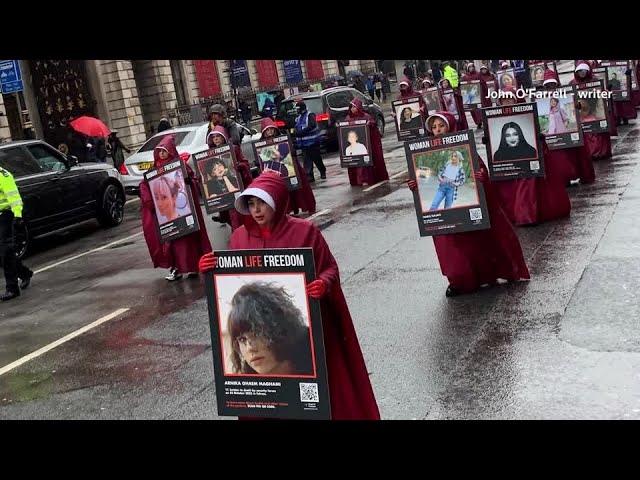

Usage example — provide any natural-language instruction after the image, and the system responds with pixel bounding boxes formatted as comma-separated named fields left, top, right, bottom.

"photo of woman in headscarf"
left=225, top=280, right=314, bottom=376
left=547, top=97, right=570, bottom=134
left=493, top=121, right=538, bottom=161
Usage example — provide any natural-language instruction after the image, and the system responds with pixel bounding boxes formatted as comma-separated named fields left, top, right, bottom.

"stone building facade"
left=0, top=59, right=378, bottom=151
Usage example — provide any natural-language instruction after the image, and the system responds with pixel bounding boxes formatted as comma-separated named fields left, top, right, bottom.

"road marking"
left=307, top=209, right=331, bottom=220
left=34, top=232, right=143, bottom=274
left=363, top=180, right=389, bottom=192
left=0, top=308, right=130, bottom=377
left=390, top=170, right=407, bottom=179
left=126, top=197, right=140, bottom=204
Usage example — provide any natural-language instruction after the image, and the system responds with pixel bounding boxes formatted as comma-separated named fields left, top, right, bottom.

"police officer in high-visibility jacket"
left=0, top=166, right=33, bottom=301
left=293, top=101, right=326, bottom=183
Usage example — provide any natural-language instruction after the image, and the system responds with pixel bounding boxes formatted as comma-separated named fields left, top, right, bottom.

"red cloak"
left=140, top=135, right=212, bottom=273
left=345, top=98, right=390, bottom=186
left=438, top=79, right=469, bottom=131
left=259, top=117, right=316, bottom=214
left=230, top=172, right=380, bottom=420
left=428, top=112, right=530, bottom=293
left=461, top=63, right=488, bottom=126
left=569, top=67, right=613, bottom=159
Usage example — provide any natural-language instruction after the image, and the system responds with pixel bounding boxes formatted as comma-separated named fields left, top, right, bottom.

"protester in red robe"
left=541, top=69, right=595, bottom=185
left=408, top=111, right=530, bottom=296
left=259, top=117, right=316, bottom=215
left=460, top=62, right=488, bottom=129
left=344, top=98, right=389, bottom=186
left=207, top=126, right=253, bottom=231
left=570, top=61, right=613, bottom=160
left=198, top=172, right=381, bottom=420
left=489, top=88, right=571, bottom=225
left=438, top=78, right=469, bottom=131
left=609, top=63, right=637, bottom=125
left=140, top=135, right=212, bottom=281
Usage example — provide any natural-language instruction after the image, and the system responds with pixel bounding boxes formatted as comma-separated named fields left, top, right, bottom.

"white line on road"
left=126, top=197, right=140, bottom=204
left=34, top=232, right=143, bottom=274
left=307, top=209, right=331, bottom=220
left=0, top=308, right=130, bottom=377
left=363, top=180, right=389, bottom=192
left=390, top=170, right=407, bottom=179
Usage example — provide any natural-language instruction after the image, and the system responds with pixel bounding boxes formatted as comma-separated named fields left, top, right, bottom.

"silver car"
left=120, top=122, right=261, bottom=195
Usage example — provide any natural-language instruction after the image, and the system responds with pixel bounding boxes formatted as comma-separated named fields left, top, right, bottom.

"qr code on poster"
left=530, top=160, right=540, bottom=171
left=186, top=215, right=194, bottom=226
left=290, top=177, right=298, bottom=186
left=570, top=133, right=579, bottom=141
left=469, top=208, right=482, bottom=221
left=299, top=383, right=319, bottom=403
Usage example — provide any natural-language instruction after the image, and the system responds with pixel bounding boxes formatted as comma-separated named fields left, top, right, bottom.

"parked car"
left=274, top=86, right=385, bottom=151
left=120, top=122, right=262, bottom=195
left=0, top=140, right=126, bottom=258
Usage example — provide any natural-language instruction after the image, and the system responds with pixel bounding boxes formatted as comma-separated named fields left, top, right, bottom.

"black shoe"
left=308, top=178, right=316, bottom=183
left=476, top=122, right=483, bottom=130
left=320, top=174, right=327, bottom=179
left=19, top=272, right=33, bottom=290
left=211, top=215, right=222, bottom=223
left=623, top=118, right=629, bottom=125
left=1, top=290, right=20, bottom=301
left=445, top=286, right=461, bottom=297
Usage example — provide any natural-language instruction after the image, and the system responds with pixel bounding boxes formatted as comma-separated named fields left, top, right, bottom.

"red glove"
left=306, top=279, right=326, bottom=299
left=474, top=168, right=488, bottom=182
left=407, top=179, right=418, bottom=191
left=198, top=252, right=218, bottom=273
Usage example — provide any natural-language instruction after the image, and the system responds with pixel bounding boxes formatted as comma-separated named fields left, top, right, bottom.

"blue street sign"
left=0, top=60, right=24, bottom=94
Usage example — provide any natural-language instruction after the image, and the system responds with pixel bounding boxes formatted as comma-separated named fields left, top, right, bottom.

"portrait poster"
left=630, top=60, right=638, bottom=91
left=482, top=102, right=545, bottom=180
left=144, top=160, right=200, bottom=244
left=252, top=135, right=301, bottom=191
left=423, top=86, right=441, bottom=115
left=575, top=79, right=610, bottom=134
left=530, top=62, right=558, bottom=87
left=392, top=96, right=426, bottom=142
left=497, top=68, right=517, bottom=90
left=485, top=80, right=498, bottom=105
left=439, top=88, right=460, bottom=120
left=404, top=130, right=491, bottom=236
left=337, top=120, right=372, bottom=168
left=530, top=86, right=584, bottom=150
left=205, top=248, right=330, bottom=420
left=600, top=61, right=631, bottom=101
left=194, top=144, right=244, bottom=214
left=460, top=80, right=483, bottom=110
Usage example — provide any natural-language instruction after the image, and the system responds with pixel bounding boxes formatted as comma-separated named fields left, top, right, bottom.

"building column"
left=132, top=60, right=179, bottom=136
left=0, top=96, right=11, bottom=142
left=98, top=60, right=147, bottom=148
left=183, top=60, right=200, bottom=102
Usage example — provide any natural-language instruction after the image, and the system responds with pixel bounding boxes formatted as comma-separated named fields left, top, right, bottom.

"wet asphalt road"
left=2, top=63, right=640, bottom=419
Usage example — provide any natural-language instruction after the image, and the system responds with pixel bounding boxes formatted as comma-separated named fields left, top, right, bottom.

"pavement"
left=2, top=61, right=640, bottom=419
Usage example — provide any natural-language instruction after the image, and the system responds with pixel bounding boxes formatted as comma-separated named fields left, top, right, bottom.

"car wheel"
left=15, top=221, right=29, bottom=260
left=376, top=116, right=385, bottom=136
left=98, top=183, right=125, bottom=227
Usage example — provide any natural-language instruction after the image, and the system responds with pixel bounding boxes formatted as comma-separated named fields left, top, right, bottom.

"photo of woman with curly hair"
left=219, top=277, right=314, bottom=376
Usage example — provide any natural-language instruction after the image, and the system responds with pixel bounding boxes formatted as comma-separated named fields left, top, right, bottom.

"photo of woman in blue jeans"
left=430, top=150, right=466, bottom=210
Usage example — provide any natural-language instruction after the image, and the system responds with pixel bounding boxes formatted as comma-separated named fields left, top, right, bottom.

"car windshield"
left=138, top=131, right=192, bottom=152
left=278, top=97, right=323, bottom=117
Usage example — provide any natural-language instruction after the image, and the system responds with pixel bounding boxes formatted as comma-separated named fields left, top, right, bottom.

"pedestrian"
left=0, top=165, right=33, bottom=301
left=107, top=130, right=131, bottom=169
left=374, top=74, right=384, bottom=102
left=139, top=135, right=211, bottom=281
left=260, top=97, right=276, bottom=119
left=292, top=101, right=327, bottom=183
left=157, top=116, right=171, bottom=133
left=207, top=104, right=244, bottom=146
left=407, top=111, right=530, bottom=296
left=94, top=136, right=108, bottom=163
left=345, top=98, right=389, bottom=187
left=260, top=117, right=316, bottom=216
left=438, top=78, right=468, bottom=131
left=366, top=76, right=375, bottom=100
left=490, top=88, right=571, bottom=226
left=353, top=75, right=367, bottom=94
left=207, top=125, right=253, bottom=231
left=239, top=99, right=252, bottom=127
left=442, top=60, right=459, bottom=88
left=396, top=75, right=428, bottom=114
left=198, top=171, right=381, bottom=420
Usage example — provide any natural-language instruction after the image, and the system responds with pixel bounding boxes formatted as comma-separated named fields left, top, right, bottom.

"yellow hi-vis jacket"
left=0, top=166, right=23, bottom=218
left=443, top=65, right=459, bottom=88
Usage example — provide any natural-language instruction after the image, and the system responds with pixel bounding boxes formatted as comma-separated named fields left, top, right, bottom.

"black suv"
left=0, top=140, right=126, bottom=258
left=274, top=86, right=385, bottom=151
